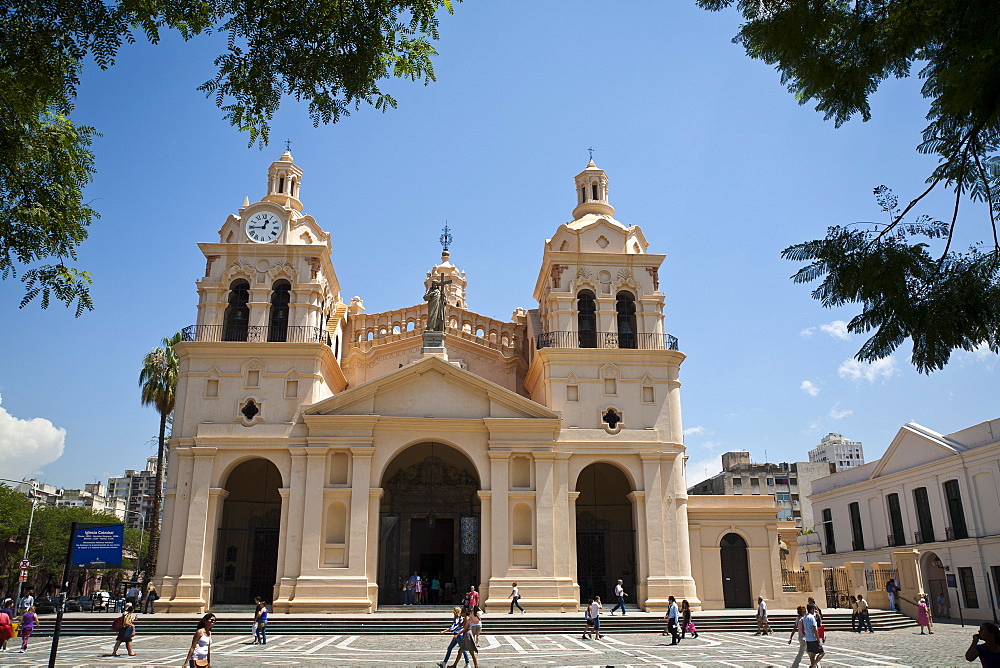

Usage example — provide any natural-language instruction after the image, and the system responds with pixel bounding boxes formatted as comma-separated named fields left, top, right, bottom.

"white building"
left=809, top=432, right=865, bottom=472
left=809, top=418, right=1000, bottom=621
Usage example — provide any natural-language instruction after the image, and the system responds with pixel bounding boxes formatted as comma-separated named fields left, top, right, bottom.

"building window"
left=849, top=502, right=865, bottom=551
left=268, top=279, right=291, bottom=341
left=750, top=478, right=760, bottom=495
left=577, top=290, right=597, bottom=348
left=776, top=492, right=790, bottom=502
left=958, top=567, right=979, bottom=608
left=913, top=487, right=935, bottom=543
left=887, top=493, right=906, bottom=547
left=822, top=508, right=836, bottom=554
left=766, top=477, right=774, bottom=487
left=943, top=479, right=969, bottom=540
left=223, top=279, right=251, bottom=341
left=732, top=477, right=742, bottom=495
left=615, top=291, right=637, bottom=349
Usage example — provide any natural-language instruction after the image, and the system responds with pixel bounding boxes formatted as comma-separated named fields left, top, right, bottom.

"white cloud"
left=800, top=380, right=820, bottom=397
left=838, top=356, right=899, bottom=384
left=800, top=327, right=816, bottom=338
left=683, top=426, right=706, bottom=436
left=828, top=403, right=853, bottom=420
left=820, top=320, right=851, bottom=340
left=0, top=394, right=66, bottom=480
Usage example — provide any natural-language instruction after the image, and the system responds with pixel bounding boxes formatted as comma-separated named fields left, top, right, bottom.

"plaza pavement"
left=0, top=617, right=986, bottom=667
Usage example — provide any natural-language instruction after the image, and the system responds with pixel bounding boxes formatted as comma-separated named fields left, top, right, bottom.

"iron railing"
left=181, top=324, right=329, bottom=344
left=782, top=569, right=812, bottom=592
left=536, top=331, right=679, bottom=351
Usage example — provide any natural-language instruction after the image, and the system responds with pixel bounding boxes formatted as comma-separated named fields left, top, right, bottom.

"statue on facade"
left=424, top=274, right=449, bottom=332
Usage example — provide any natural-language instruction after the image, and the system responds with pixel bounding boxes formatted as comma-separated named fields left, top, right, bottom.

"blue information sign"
left=70, top=524, right=124, bottom=568
left=946, top=573, right=958, bottom=588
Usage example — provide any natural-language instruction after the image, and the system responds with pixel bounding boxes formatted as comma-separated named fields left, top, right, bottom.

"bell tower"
left=171, top=152, right=348, bottom=436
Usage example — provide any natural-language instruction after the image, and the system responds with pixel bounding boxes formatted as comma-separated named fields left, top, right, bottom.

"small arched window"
left=223, top=279, right=250, bottom=341
left=278, top=176, right=285, bottom=193
left=580, top=186, right=587, bottom=203
left=267, top=280, right=291, bottom=341
left=592, top=182, right=599, bottom=200
left=577, top=290, right=597, bottom=348
left=616, top=291, right=637, bottom=349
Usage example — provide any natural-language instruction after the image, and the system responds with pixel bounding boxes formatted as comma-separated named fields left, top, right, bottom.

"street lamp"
left=0, top=477, right=38, bottom=611
left=122, top=509, right=146, bottom=580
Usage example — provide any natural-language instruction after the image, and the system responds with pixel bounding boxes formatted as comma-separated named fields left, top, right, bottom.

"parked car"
left=66, top=596, right=94, bottom=612
left=34, top=596, right=63, bottom=614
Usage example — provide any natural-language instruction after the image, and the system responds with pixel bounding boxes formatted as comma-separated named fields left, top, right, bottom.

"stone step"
left=33, top=610, right=914, bottom=636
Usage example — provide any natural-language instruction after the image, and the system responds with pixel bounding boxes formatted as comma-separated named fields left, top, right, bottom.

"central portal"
left=377, top=443, right=480, bottom=606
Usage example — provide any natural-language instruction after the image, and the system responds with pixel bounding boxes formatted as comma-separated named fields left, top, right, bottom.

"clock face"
left=245, top=212, right=282, bottom=243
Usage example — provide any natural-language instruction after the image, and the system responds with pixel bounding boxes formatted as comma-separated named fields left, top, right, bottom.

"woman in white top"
left=509, top=582, right=524, bottom=614
left=182, top=613, right=215, bottom=668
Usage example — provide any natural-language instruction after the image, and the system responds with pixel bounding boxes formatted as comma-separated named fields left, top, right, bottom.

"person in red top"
left=465, top=586, right=479, bottom=609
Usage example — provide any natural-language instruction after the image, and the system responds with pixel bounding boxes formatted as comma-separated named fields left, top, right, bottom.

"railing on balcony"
left=536, top=331, right=679, bottom=351
left=181, top=324, right=329, bottom=344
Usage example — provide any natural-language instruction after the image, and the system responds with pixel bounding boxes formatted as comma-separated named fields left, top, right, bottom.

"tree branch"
left=972, top=148, right=1000, bottom=251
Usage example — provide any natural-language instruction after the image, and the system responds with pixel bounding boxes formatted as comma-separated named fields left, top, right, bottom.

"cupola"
left=424, top=225, right=468, bottom=309
left=263, top=150, right=304, bottom=212
left=571, top=159, right=614, bottom=219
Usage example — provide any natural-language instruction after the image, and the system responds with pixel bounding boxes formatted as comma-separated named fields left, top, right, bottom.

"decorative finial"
left=439, top=222, right=452, bottom=251
left=285, top=139, right=292, bottom=151
left=588, top=146, right=594, bottom=161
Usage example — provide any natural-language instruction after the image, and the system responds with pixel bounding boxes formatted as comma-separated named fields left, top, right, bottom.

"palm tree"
left=138, top=331, right=181, bottom=582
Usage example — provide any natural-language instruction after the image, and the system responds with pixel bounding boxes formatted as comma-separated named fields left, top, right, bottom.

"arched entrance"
left=377, top=443, right=480, bottom=606
left=575, top=463, right=636, bottom=604
left=212, top=458, right=282, bottom=605
left=720, top=533, right=751, bottom=608
left=921, top=551, right=949, bottom=618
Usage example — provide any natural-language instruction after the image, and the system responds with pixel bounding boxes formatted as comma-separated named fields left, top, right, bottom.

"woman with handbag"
left=182, top=613, right=216, bottom=668
left=111, top=603, right=137, bottom=657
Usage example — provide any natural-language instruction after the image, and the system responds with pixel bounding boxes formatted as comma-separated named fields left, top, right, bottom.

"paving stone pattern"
left=0, top=620, right=984, bottom=667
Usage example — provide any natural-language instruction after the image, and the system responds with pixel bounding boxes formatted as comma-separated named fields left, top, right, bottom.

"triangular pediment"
left=304, top=356, right=558, bottom=420
left=870, top=423, right=964, bottom=479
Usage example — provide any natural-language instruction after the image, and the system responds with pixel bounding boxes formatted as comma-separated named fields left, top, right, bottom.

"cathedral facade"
left=152, top=153, right=796, bottom=613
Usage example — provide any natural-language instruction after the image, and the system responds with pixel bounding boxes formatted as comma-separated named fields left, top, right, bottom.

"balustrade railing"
left=181, top=324, right=328, bottom=344
left=536, top=331, right=679, bottom=351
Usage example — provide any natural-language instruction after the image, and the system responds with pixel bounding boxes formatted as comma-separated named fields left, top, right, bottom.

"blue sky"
left=0, top=2, right=995, bottom=490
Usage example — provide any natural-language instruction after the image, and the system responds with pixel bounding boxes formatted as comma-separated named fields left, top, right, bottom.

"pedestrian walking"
left=663, top=595, right=680, bottom=644
left=182, top=613, right=215, bottom=667
left=17, top=589, right=33, bottom=616
left=849, top=595, right=858, bottom=632
left=935, top=592, right=949, bottom=618
left=508, top=582, right=524, bottom=614
left=680, top=599, right=698, bottom=639
left=415, top=574, right=425, bottom=605
left=111, top=603, right=137, bottom=657
left=965, top=622, right=1000, bottom=666
left=254, top=599, right=268, bottom=645
left=252, top=597, right=264, bottom=643
left=611, top=579, right=628, bottom=615
left=788, top=605, right=808, bottom=668
left=807, top=596, right=825, bottom=640
left=917, top=596, right=934, bottom=635
left=449, top=607, right=479, bottom=668
left=755, top=596, right=771, bottom=635
left=437, top=606, right=469, bottom=668
left=470, top=606, right=483, bottom=647
left=582, top=599, right=595, bottom=639
left=0, top=601, right=14, bottom=653
left=465, top=585, right=480, bottom=610
left=16, top=606, right=37, bottom=653
left=856, top=594, right=874, bottom=633
left=126, top=584, right=141, bottom=608
left=804, top=602, right=824, bottom=666
left=589, top=596, right=603, bottom=639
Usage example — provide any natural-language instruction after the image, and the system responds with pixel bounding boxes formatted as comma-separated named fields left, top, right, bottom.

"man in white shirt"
left=17, top=589, right=34, bottom=615
left=611, top=579, right=628, bottom=615
left=803, top=603, right=825, bottom=665
left=663, top=595, right=680, bottom=645
left=589, top=596, right=603, bottom=639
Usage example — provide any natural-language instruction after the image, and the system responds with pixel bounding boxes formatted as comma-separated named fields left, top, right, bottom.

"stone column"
left=176, top=447, right=217, bottom=610
left=201, top=488, right=229, bottom=605
left=367, top=488, right=383, bottom=607
left=298, top=451, right=327, bottom=576
left=274, top=487, right=292, bottom=607
left=489, top=451, right=511, bottom=584
left=627, top=491, right=648, bottom=608
left=804, top=561, right=826, bottom=600
left=349, top=448, right=375, bottom=576
left=552, top=455, right=572, bottom=583
left=844, top=561, right=867, bottom=595
left=478, top=491, right=492, bottom=589
left=891, top=549, right=923, bottom=619
left=534, top=453, right=556, bottom=575
left=163, top=448, right=195, bottom=580
left=281, top=450, right=308, bottom=583
left=568, top=490, right=580, bottom=595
